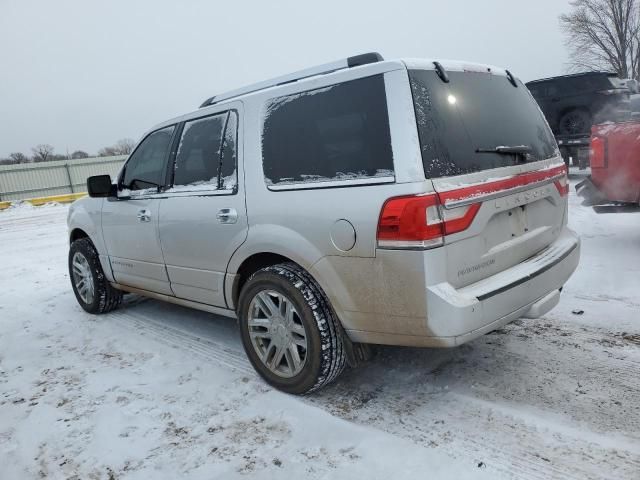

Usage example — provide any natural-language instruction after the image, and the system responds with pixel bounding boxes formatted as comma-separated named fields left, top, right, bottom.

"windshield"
left=409, top=69, right=559, bottom=179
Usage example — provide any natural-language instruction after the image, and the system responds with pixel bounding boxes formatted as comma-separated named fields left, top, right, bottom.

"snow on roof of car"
left=401, top=58, right=508, bottom=77
left=146, top=56, right=512, bottom=136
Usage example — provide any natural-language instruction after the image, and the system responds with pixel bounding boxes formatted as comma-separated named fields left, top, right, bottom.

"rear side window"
left=527, top=84, right=543, bottom=97
left=172, top=111, right=238, bottom=192
left=409, top=70, right=558, bottom=179
left=121, top=126, right=175, bottom=191
left=526, top=82, right=558, bottom=98
left=262, top=75, right=394, bottom=187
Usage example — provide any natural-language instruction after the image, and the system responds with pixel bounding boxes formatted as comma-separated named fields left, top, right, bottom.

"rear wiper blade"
left=476, top=145, right=532, bottom=156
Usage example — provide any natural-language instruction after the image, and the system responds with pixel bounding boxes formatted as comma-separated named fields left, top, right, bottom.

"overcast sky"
left=0, top=0, right=572, bottom=157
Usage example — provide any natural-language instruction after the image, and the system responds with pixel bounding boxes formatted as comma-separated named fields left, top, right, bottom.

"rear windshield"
left=409, top=69, right=558, bottom=179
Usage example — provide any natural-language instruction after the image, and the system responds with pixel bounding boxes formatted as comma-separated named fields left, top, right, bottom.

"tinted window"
left=546, top=84, right=560, bottom=97
left=527, top=84, right=543, bottom=98
left=172, top=111, right=238, bottom=191
left=262, top=75, right=394, bottom=186
left=121, top=126, right=174, bottom=190
left=409, top=70, right=558, bottom=179
left=526, top=82, right=558, bottom=98
left=555, top=74, right=620, bottom=95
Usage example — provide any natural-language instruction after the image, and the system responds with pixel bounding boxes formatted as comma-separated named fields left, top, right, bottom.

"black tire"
left=237, top=262, right=346, bottom=394
left=68, top=238, right=122, bottom=314
left=558, top=109, right=592, bottom=136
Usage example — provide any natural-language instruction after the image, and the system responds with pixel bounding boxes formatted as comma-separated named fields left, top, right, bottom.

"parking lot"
left=0, top=172, right=638, bottom=479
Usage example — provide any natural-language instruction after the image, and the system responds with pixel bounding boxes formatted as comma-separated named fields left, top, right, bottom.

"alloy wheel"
left=71, top=251, right=95, bottom=305
left=247, top=290, right=308, bottom=378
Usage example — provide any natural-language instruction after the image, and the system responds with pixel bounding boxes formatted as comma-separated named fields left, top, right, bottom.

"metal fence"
left=0, top=155, right=126, bottom=201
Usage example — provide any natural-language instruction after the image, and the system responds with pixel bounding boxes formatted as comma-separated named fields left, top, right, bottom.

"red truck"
left=576, top=122, right=640, bottom=211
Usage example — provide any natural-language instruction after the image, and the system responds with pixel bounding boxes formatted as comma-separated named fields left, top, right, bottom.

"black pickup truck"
left=526, top=72, right=630, bottom=168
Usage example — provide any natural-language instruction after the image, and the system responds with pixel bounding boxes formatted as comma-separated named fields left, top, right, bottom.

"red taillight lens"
left=377, top=194, right=480, bottom=249
left=553, top=165, right=569, bottom=197
left=377, top=194, right=444, bottom=249
left=442, top=203, right=482, bottom=234
left=554, top=176, right=569, bottom=197
left=590, top=136, right=606, bottom=169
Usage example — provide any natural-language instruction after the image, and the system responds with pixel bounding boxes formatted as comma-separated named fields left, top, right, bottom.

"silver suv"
left=68, top=53, right=580, bottom=393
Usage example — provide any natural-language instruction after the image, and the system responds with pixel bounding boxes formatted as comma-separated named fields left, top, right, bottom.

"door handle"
left=216, top=208, right=238, bottom=224
left=137, top=209, right=151, bottom=222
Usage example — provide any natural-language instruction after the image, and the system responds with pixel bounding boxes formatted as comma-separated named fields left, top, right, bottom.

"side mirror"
left=87, top=175, right=116, bottom=198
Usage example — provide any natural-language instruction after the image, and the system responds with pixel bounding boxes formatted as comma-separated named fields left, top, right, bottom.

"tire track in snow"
left=108, top=309, right=254, bottom=376
left=307, top=318, right=640, bottom=480
left=483, top=322, right=640, bottom=394
left=312, top=377, right=636, bottom=480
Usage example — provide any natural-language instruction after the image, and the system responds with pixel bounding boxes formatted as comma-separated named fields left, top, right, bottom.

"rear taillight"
left=377, top=193, right=480, bottom=249
left=554, top=175, right=569, bottom=197
left=551, top=164, right=569, bottom=197
left=590, top=136, right=607, bottom=169
left=377, top=165, right=569, bottom=249
left=377, top=194, right=444, bottom=249
left=442, top=203, right=482, bottom=234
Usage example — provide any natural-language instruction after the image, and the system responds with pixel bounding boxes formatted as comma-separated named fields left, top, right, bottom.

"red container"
left=581, top=122, right=640, bottom=204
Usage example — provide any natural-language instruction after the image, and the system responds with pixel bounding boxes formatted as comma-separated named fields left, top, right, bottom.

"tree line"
left=562, top=0, right=640, bottom=79
left=0, top=138, right=136, bottom=166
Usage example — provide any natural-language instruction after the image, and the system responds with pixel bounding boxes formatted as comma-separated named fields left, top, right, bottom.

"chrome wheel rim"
left=247, top=290, right=308, bottom=378
left=72, top=252, right=95, bottom=305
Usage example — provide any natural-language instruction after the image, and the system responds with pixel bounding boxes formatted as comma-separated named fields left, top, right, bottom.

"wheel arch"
left=68, top=200, right=113, bottom=282
left=225, top=224, right=327, bottom=309
left=70, top=227, right=90, bottom=244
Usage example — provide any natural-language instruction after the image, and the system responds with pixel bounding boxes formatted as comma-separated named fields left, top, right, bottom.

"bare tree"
left=560, top=0, right=640, bottom=79
left=31, top=144, right=54, bottom=163
left=97, top=146, right=119, bottom=157
left=71, top=150, right=89, bottom=159
left=115, top=138, right=135, bottom=155
left=8, top=152, right=28, bottom=163
left=98, top=138, right=136, bottom=157
left=0, top=157, right=20, bottom=165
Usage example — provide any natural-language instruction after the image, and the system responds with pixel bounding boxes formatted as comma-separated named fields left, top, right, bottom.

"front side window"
left=262, top=75, right=394, bottom=187
left=121, top=126, right=175, bottom=191
left=171, top=111, right=238, bottom=192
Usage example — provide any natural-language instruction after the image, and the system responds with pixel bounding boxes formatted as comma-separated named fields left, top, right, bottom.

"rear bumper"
left=347, top=229, right=580, bottom=347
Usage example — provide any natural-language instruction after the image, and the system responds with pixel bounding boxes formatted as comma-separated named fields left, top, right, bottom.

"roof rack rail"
left=199, top=52, right=384, bottom=108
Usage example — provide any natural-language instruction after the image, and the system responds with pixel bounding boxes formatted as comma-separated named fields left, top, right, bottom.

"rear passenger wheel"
left=69, top=238, right=122, bottom=314
left=238, top=263, right=346, bottom=394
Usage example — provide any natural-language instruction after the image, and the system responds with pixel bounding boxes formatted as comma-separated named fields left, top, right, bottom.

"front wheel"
left=69, top=238, right=122, bottom=314
left=237, top=263, right=346, bottom=394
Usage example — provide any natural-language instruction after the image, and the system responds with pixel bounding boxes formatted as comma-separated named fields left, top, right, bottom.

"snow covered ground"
left=0, top=174, right=638, bottom=479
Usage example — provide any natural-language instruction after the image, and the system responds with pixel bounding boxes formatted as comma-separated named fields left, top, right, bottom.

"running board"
left=110, top=282, right=238, bottom=319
